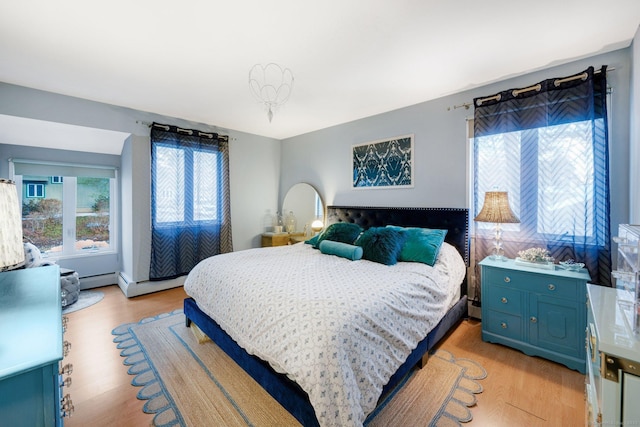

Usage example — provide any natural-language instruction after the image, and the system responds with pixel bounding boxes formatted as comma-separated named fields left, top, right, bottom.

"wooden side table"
left=261, top=232, right=306, bottom=247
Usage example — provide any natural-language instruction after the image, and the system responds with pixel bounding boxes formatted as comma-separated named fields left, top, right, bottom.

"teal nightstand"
left=479, top=257, right=591, bottom=373
left=0, top=265, right=68, bottom=426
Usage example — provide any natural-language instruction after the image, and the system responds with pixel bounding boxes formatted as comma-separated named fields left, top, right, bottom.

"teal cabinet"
left=480, top=257, right=590, bottom=373
left=0, top=265, right=65, bottom=426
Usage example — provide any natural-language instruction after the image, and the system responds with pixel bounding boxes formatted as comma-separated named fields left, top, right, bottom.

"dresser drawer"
left=484, top=268, right=579, bottom=299
left=484, top=285, right=522, bottom=316
left=484, top=310, right=523, bottom=341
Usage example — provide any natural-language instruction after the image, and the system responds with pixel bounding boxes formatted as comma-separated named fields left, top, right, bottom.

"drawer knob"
left=548, top=284, right=556, bottom=291
left=501, top=297, right=508, bottom=304
left=530, top=316, right=538, bottom=323
left=503, top=276, right=511, bottom=283
left=500, top=322, right=508, bottom=329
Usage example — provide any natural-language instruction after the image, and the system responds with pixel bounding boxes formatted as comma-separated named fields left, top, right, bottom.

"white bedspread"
left=184, top=242, right=465, bottom=427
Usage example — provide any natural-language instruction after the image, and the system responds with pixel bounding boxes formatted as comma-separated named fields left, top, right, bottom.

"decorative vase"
left=285, top=211, right=297, bottom=233
left=273, top=212, right=284, bottom=233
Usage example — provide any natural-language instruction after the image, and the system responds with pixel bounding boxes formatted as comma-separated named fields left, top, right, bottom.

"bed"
left=183, top=205, right=469, bottom=427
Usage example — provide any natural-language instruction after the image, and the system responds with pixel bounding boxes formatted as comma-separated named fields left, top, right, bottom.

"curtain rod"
left=148, top=121, right=231, bottom=142
left=449, top=66, right=614, bottom=110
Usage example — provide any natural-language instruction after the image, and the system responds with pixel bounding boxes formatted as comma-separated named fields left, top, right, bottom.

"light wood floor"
left=64, top=285, right=585, bottom=426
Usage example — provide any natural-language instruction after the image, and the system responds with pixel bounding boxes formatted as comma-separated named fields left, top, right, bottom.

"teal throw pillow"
left=314, top=222, right=363, bottom=248
left=305, top=234, right=320, bottom=246
left=387, top=225, right=448, bottom=266
left=355, top=227, right=407, bottom=265
left=319, top=240, right=363, bottom=261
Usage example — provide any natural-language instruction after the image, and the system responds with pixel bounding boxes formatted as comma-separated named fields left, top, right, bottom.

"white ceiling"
left=1, top=0, right=640, bottom=151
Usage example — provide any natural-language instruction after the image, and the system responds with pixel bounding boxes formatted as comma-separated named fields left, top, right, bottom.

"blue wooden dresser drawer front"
left=484, top=285, right=522, bottom=316
left=483, top=267, right=579, bottom=299
left=479, top=257, right=590, bottom=373
left=484, top=310, right=523, bottom=341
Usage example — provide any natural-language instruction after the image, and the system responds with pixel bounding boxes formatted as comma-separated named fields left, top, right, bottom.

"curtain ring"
left=512, top=84, right=541, bottom=97
left=476, top=93, right=501, bottom=106
left=554, top=72, right=588, bottom=87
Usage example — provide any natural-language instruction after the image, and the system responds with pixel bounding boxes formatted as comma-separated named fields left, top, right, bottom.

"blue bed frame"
left=184, top=206, right=470, bottom=426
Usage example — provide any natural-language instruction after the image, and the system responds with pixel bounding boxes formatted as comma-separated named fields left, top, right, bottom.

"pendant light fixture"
left=248, top=63, right=294, bottom=122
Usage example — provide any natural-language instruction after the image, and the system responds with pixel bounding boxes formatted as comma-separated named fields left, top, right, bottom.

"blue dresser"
left=480, top=257, right=591, bottom=373
left=0, top=265, right=69, bottom=426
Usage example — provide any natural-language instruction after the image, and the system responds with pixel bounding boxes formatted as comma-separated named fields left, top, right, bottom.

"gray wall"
left=0, top=83, right=280, bottom=287
left=281, top=48, right=633, bottom=239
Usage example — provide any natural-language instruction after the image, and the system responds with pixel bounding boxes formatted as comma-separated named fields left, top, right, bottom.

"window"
left=474, top=120, right=598, bottom=241
left=149, top=123, right=232, bottom=280
left=13, top=160, right=117, bottom=256
left=315, top=193, right=323, bottom=219
left=25, top=182, right=45, bottom=198
left=153, top=143, right=220, bottom=225
left=472, top=66, right=611, bottom=286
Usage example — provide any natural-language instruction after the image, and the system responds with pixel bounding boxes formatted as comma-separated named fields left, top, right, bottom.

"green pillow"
left=319, top=240, right=363, bottom=261
left=355, top=227, right=407, bottom=265
left=387, top=225, right=447, bottom=266
left=314, top=222, right=363, bottom=248
left=305, top=234, right=320, bottom=246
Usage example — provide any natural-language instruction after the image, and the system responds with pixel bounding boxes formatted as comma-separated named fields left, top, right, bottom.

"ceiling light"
left=248, top=63, right=294, bottom=123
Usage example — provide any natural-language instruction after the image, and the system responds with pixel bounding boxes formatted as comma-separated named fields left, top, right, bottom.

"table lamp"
left=474, top=191, right=519, bottom=261
left=0, top=179, right=25, bottom=271
left=311, top=219, right=324, bottom=235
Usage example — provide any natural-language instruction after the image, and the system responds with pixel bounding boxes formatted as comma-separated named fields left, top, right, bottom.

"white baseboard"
left=117, top=272, right=185, bottom=298
left=468, top=302, right=482, bottom=320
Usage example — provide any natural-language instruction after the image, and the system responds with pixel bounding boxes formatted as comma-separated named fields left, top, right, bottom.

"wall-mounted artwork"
left=352, top=134, right=414, bottom=189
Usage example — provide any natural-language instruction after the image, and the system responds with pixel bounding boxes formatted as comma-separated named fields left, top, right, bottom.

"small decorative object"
left=559, top=259, right=585, bottom=271
left=273, top=212, right=284, bottom=233
left=352, top=134, right=414, bottom=189
left=474, top=191, right=520, bottom=261
left=515, top=247, right=555, bottom=270
left=285, top=211, right=297, bottom=233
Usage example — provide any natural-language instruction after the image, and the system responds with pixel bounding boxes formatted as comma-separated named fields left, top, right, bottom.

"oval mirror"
left=282, top=183, right=324, bottom=234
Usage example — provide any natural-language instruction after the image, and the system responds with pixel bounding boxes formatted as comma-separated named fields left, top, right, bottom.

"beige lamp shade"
left=0, top=179, right=25, bottom=271
left=474, top=191, right=520, bottom=224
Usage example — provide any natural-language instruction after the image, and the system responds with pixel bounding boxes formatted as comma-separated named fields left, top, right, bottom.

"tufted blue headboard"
left=326, top=205, right=470, bottom=267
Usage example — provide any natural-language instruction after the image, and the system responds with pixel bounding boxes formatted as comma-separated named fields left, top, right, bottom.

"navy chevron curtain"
left=149, top=123, right=233, bottom=280
left=473, top=66, right=611, bottom=286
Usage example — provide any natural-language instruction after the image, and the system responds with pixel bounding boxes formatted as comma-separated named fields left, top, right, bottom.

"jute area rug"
left=113, top=310, right=486, bottom=427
